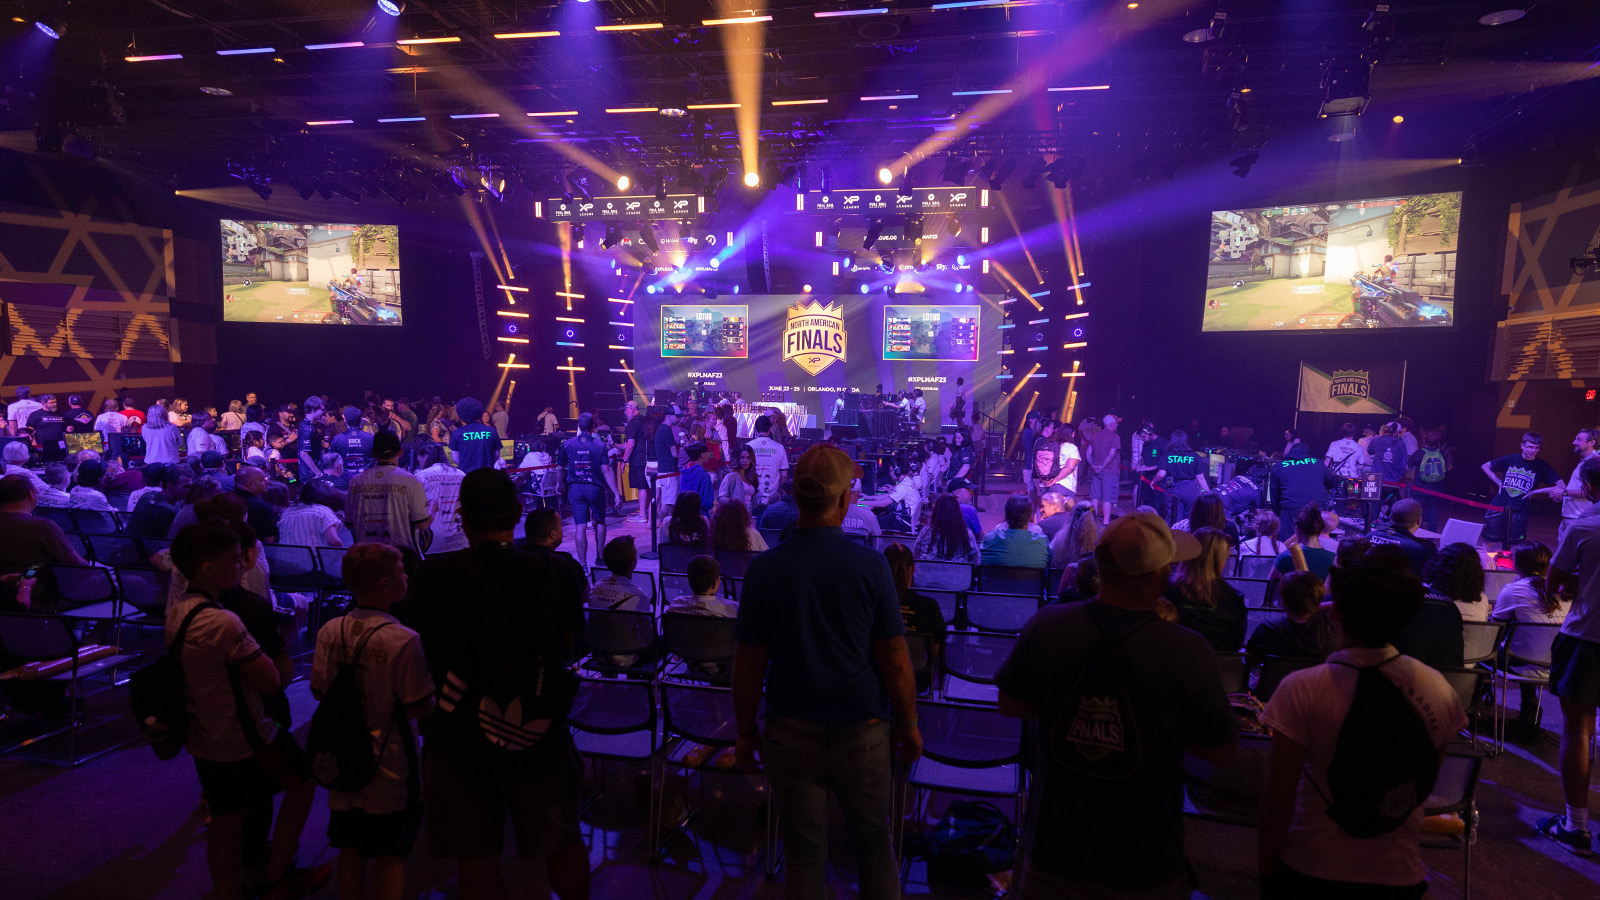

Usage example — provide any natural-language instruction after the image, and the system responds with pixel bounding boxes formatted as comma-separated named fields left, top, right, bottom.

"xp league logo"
left=1329, top=369, right=1371, bottom=407
left=782, top=300, right=847, bottom=376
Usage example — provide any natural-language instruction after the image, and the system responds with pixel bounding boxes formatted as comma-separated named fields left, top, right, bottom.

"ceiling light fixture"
left=813, top=8, right=889, bottom=17
left=217, top=47, right=275, bottom=56
left=377, top=0, right=405, bottom=15
left=1182, top=10, right=1227, bottom=43
left=200, top=85, right=234, bottom=96
left=527, top=110, right=578, bottom=117
left=1478, top=5, right=1527, bottom=25
left=396, top=36, right=460, bottom=45
left=743, top=171, right=760, bottom=189
left=595, top=23, right=665, bottom=32
left=941, top=156, right=971, bottom=185
left=863, top=219, right=883, bottom=249
left=687, top=102, right=740, bottom=110
left=772, top=98, right=828, bottom=106
left=703, top=15, right=772, bottom=25
left=35, top=17, right=65, bottom=39
left=600, top=225, right=622, bottom=249
left=861, top=94, right=918, bottom=101
left=306, top=119, right=354, bottom=126
left=305, top=41, right=365, bottom=50
left=494, top=31, right=560, bottom=39
left=877, top=166, right=894, bottom=185
left=616, top=174, right=631, bottom=191
left=126, top=53, right=184, bottom=62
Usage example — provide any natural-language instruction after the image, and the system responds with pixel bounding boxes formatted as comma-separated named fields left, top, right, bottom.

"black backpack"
left=1046, top=610, right=1160, bottom=779
left=434, top=548, right=580, bottom=779
left=1313, top=657, right=1440, bottom=838
left=306, top=620, right=394, bottom=791
left=922, top=800, right=1016, bottom=888
left=128, top=601, right=215, bottom=759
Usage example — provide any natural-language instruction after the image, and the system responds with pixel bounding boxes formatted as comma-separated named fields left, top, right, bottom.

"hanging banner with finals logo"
left=1296, top=361, right=1406, bottom=415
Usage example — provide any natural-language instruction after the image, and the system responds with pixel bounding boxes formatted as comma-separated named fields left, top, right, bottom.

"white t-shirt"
left=1491, top=578, right=1569, bottom=677
left=744, top=435, right=788, bottom=506
left=187, top=429, right=224, bottom=456
left=1261, top=647, right=1467, bottom=886
left=141, top=421, right=180, bottom=465
left=416, top=463, right=467, bottom=552
left=278, top=502, right=342, bottom=548
left=310, top=608, right=434, bottom=814
left=587, top=575, right=650, bottom=612
left=1054, top=441, right=1082, bottom=493
left=843, top=503, right=882, bottom=535
left=1563, top=458, right=1594, bottom=520
left=165, top=593, right=276, bottom=762
left=94, top=411, right=128, bottom=441
left=68, top=485, right=114, bottom=511
left=7, top=398, right=42, bottom=433
left=665, top=592, right=738, bottom=618
left=1324, top=438, right=1370, bottom=478
left=345, top=464, right=431, bottom=553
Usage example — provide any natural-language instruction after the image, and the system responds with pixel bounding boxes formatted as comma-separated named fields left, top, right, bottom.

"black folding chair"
left=568, top=676, right=662, bottom=845
left=901, top=700, right=1024, bottom=878
left=0, top=613, right=139, bottom=765
left=912, top=560, right=974, bottom=592
left=941, top=631, right=1017, bottom=704
left=82, top=533, right=148, bottom=569
left=47, top=564, right=124, bottom=625
left=261, top=544, right=323, bottom=593
left=963, top=591, right=1041, bottom=634
left=35, top=506, right=77, bottom=531
left=658, top=542, right=702, bottom=575
left=580, top=608, right=660, bottom=679
left=72, top=509, right=121, bottom=534
left=974, top=565, right=1047, bottom=600
left=661, top=613, right=739, bottom=685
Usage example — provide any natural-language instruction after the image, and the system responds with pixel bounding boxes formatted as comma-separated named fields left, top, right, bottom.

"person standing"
left=744, top=415, right=788, bottom=513
left=345, top=432, right=431, bottom=563
left=93, top=398, right=128, bottom=462
left=415, top=443, right=467, bottom=554
left=330, top=407, right=375, bottom=477
left=948, top=376, right=967, bottom=430
left=1324, top=422, right=1370, bottom=479
left=650, top=410, right=680, bottom=515
left=1155, top=431, right=1208, bottom=524
left=25, top=394, right=69, bottom=463
left=996, top=512, right=1237, bottom=898
left=1481, top=431, right=1562, bottom=548
left=558, top=412, right=610, bottom=566
left=1270, top=443, right=1340, bottom=541
left=537, top=406, right=560, bottom=435
left=1366, top=422, right=1412, bottom=506
left=296, top=397, right=329, bottom=479
left=1556, top=428, right=1598, bottom=543
left=1407, top=429, right=1454, bottom=533
left=407, top=469, right=590, bottom=900
left=1134, top=420, right=1167, bottom=517
left=449, top=398, right=502, bottom=473
left=733, top=444, right=921, bottom=899
left=7, top=386, right=41, bottom=437
left=622, top=401, right=650, bottom=525
left=141, top=402, right=181, bottom=466
left=1088, top=414, right=1121, bottom=526
left=63, top=395, right=94, bottom=435
left=490, top=401, right=510, bottom=441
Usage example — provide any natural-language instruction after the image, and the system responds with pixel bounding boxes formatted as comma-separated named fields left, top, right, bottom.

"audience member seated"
left=659, top=491, right=709, bottom=548
left=858, top=463, right=923, bottom=533
left=101, top=457, right=144, bottom=495
left=1048, top=503, right=1100, bottom=570
left=1367, top=498, right=1437, bottom=575
left=232, top=466, right=282, bottom=545
left=947, top=480, right=985, bottom=540
left=68, top=458, right=113, bottom=511
left=756, top=477, right=799, bottom=534
left=37, top=463, right=71, bottom=508
left=1258, top=551, right=1465, bottom=898
left=1056, top=552, right=1099, bottom=604
left=587, top=535, right=650, bottom=612
left=1390, top=542, right=1466, bottom=669
left=1, top=441, right=46, bottom=495
left=1423, top=541, right=1489, bottom=623
left=1238, top=509, right=1287, bottom=559
left=317, top=452, right=350, bottom=492
left=126, top=465, right=190, bottom=538
left=0, top=474, right=92, bottom=568
left=155, top=493, right=273, bottom=607
left=277, top=479, right=345, bottom=548
left=1165, top=527, right=1247, bottom=651
left=1172, top=491, right=1240, bottom=545
left=980, top=494, right=1051, bottom=568
left=167, top=476, right=224, bottom=539
left=1037, top=490, right=1072, bottom=541
left=1491, top=540, right=1567, bottom=743
left=520, top=507, right=585, bottom=586
left=665, top=555, right=737, bottom=618
left=911, top=494, right=981, bottom=578
left=1245, top=571, right=1337, bottom=661
left=1272, top=504, right=1337, bottom=582
left=708, top=498, right=767, bottom=553
left=198, top=450, right=235, bottom=492
left=884, top=542, right=947, bottom=694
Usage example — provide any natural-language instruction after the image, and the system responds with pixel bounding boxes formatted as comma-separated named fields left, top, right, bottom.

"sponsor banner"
left=543, top=194, right=702, bottom=222
left=803, top=186, right=982, bottom=214
left=1296, top=361, right=1405, bottom=414
left=781, top=300, right=847, bottom=376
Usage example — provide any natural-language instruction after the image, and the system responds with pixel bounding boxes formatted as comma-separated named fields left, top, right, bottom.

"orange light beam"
left=998, top=194, right=1043, bottom=284
left=714, top=0, right=767, bottom=181
left=990, top=261, right=1041, bottom=310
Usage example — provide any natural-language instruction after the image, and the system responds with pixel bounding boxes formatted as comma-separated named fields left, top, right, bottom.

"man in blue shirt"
left=980, top=494, right=1051, bottom=567
left=450, top=397, right=502, bottom=473
left=329, top=407, right=374, bottom=476
left=733, top=443, right=921, bottom=900
left=296, top=396, right=329, bottom=477
left=677, top=442, right=714, bottom=515
left=557, top=412, right=610, bottom=565
left=653, top=411, right=681, bottom=512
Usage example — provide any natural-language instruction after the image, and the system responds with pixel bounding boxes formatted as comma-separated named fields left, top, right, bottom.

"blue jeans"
left=763, top=716, right=899, bottom=900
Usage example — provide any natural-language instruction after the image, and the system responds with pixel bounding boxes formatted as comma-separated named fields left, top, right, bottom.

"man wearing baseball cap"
left=345, top=430, right=431, bottom=564
left=557, top=412, right=611, bottom=565
left=997, top=511, right=1238, bottom=899
left=733, top=443, right=920, bottom=898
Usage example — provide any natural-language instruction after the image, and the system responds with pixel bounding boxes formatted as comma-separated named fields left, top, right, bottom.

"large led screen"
left=1203, top=192, right=1460, bottom=332
left=222, top=220, right=402, bottom=325
left=660, top=305, right=750, bottom=358
left=883, top=305, right=981, bottom=361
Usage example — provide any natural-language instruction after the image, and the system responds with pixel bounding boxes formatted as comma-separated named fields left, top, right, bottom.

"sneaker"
left=259, top=865, right=333, bottom=900
left=1536, top=814, right=1593, bottom=856
left=626, top=515, right=649, bottom=524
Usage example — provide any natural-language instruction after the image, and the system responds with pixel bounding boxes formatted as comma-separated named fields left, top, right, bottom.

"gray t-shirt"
left=995, top=601, right=1237, bottom=890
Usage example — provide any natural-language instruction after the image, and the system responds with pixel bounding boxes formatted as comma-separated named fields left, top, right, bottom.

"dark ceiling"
left=3, top=1, right=1597, bottom=198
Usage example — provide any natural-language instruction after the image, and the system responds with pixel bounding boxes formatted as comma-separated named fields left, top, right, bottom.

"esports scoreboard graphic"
left=660, top=305, right=749, bottom=358
left=883, top=305, right=981, bottom=361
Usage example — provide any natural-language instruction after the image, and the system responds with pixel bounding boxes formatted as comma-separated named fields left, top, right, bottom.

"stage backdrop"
left=635, top=293, right=1003, bottom=418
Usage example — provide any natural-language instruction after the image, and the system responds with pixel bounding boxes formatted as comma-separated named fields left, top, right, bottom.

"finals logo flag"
left=782, top=300, right=847, bottom=376
left=1296, top=362, right=1403, bottom=414
left=1329, top=369, right=1371, bottom=407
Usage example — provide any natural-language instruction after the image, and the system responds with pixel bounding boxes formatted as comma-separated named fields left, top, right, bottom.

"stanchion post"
left=641, top=470, right=660, bottom=559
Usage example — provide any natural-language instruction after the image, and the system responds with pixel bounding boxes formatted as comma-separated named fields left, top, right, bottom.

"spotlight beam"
left=712, top=0, right=768, bottom=187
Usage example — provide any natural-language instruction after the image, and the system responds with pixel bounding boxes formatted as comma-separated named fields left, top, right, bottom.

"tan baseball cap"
left=1095, top=511, right=1201, bottom=576
left=793, top=443, right=863, bottom=507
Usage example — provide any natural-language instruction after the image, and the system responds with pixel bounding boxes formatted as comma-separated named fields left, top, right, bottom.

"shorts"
left=329, top=806, right=423, bottom=859
left=192, top=730, right=312, bottom=817
left=628, top=462, right=647, bottom=490
left=568, top=483, right=605, bottom=525
left=1550, top=632, right=1600, bottom=709
left=657, top=472, right=680, bottom=509
left=1091, top=467, right=1119, bottom=501
left=423, top=744, right=583, bottom=861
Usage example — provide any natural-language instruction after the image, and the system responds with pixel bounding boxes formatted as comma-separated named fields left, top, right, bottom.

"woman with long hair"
left=219, top=399, right=246, bottom=431
left=912, top=494, right=980, bottom=563
left=1049, top=503, right=1100, bottom=570
left=717, top=445, right=759, bottom=508
left=1166, top=527, right=1247, bottom=651
left=1491, top=540, right=1569, bottom=742
left=1175, top=491, right=1237, bottom=544
left=883, top=542, right=947, bottom=692
left=770, top=410, right=791, bottom=446
left=661, top=490, right=709, bottom=547
left=140, top=402, right=179, bottom=465
left=1270, top=503, right=1336, bottom=583
left=1422, top=542, right=1489, bottom=622
left=708, top=498, right=768, bottom=552
left=1240, top=510, right=1287, bottom=558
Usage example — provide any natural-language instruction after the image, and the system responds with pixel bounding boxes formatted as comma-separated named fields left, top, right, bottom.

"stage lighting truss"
left=1572, top=244, right=1600, bottom=276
